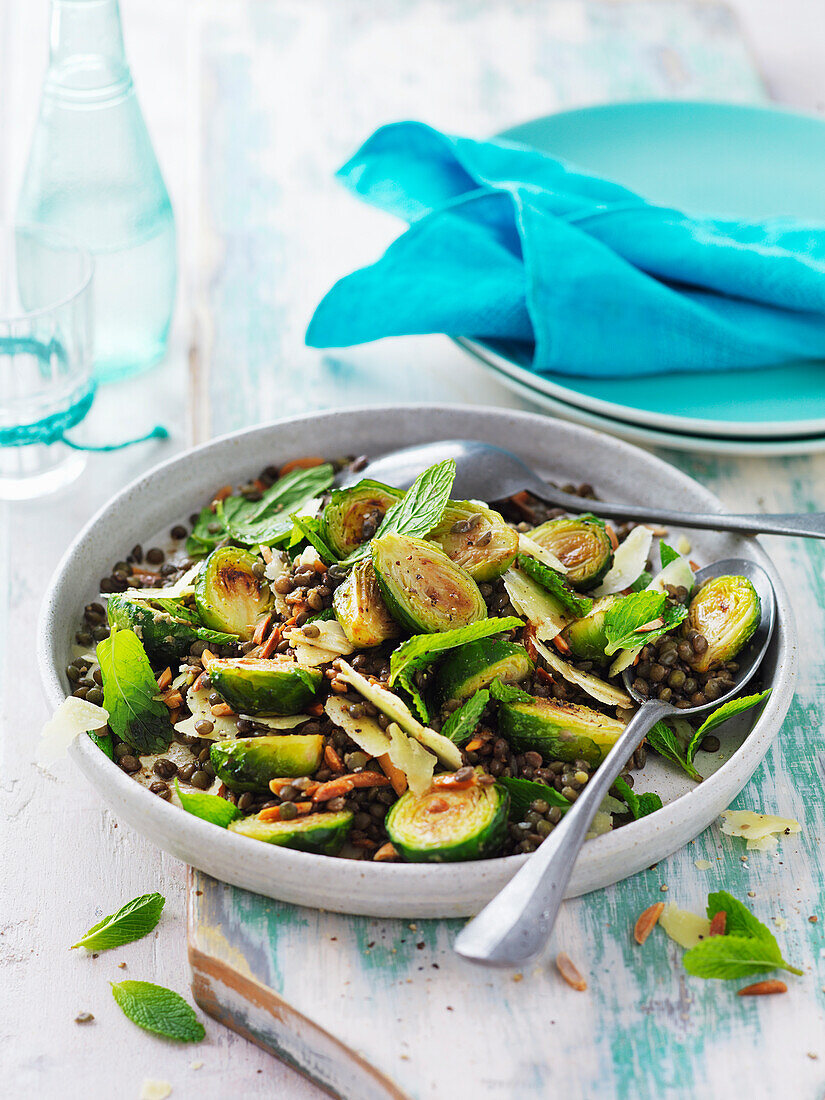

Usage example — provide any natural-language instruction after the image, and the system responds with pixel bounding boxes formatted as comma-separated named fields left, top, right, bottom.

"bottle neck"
left=46, top=0, right=131, bottom=100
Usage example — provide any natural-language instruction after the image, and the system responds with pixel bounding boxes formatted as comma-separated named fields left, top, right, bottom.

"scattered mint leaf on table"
left=72, top=893, right=165, bottom=951
left=344, top=459, right=456, bottom=564
left=683, top=934, right=788, bottom=980
left=97, top=629, right=171, bottom=754
left=516, top=553, right=593, bottom=617
left=174, top=779, right=241, bottom=827
left=686, top=690, right=772, bottom=763
left=110, top=980, right=205, bottom=1042
left=441, top=689, right=490, bottom=745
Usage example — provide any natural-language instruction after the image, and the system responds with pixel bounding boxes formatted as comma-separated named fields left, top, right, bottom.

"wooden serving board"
left=182, top=4, right=825, bottom=1098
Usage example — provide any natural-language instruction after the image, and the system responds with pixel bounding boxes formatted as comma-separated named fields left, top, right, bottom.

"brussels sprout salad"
left=64, top=455, right=770, bottom=864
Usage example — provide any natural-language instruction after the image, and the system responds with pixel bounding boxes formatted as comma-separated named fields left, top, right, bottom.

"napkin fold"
left=306, top=121, right=825, bottom=378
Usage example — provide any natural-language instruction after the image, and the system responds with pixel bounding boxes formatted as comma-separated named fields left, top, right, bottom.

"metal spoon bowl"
left=452, top=558, right=776, bottom=969
left=344, top=439, right=825, bottom=540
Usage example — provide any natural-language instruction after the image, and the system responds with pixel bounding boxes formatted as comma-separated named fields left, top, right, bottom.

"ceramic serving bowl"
left=38, top=405, right=796, bottom=917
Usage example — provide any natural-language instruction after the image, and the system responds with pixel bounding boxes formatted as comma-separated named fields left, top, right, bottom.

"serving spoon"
left=343, top=439, right=825, bottom=539
left=452, top=557, right=775, bottom=968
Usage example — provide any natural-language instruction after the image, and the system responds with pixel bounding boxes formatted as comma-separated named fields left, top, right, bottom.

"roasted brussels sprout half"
left=559, top=596, right=617, bottom=663
left=528, top=517, right=613, bottom=591
left=205, top=657, right=321, bottom=715
left=106, top=594, right=233, bottom=664
left=435, top=637, right=533, bottom=710
left=497, top=699, right=625, bottom=765
left=210, top=735, right=324, bottom=791
left=429, top=501, right=519, bottom=581
left=333, top=560, right=401, bottom=648
left=229, top=810, right=353, bottom=854
left=385, top=779, right=509, bottom=862
left=194, top=546, right=272, bottom=640
left=371, top=533, right=487, bottom=634
left=321, top=480, right=403, bottom=558
left=686, top=575, right=761, bottom=673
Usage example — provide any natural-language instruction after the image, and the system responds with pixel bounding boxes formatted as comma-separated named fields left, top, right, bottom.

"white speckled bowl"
left=38, top=405, right=796, bottom=917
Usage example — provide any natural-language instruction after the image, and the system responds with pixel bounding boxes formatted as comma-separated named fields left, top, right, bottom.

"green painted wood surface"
left=190, top=3, right=825, bottom=1096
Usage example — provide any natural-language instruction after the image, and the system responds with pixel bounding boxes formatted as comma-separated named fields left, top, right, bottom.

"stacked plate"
left=458, top=102, right=825, bottom=456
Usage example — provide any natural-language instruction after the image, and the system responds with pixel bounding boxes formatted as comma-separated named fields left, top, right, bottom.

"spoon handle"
left=536, top=485, right=825, bottom=540
left=453, top=699, right=673, bottom=968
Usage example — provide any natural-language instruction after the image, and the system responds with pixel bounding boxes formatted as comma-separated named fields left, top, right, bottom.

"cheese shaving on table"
left=659, top=903, right=712, bottom=948
left=37, top=696, right=109, bottom=768
left=517, top=532, right=568, bottom=573
left=140, top=1081, right=172, bottom=1100
left=592, top=525, right=653, bottom=596
left=720, top=810, right=801, bottom=850
left=285, top=619, right=354, bottom=666
left=532, top=636, right=631, bottom=708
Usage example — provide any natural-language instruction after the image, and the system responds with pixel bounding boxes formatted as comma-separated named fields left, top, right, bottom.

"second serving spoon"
left=452, top=557, right=776, bottom=968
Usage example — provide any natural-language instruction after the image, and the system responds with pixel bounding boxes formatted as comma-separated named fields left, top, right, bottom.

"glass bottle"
left=17, top=0, right=176, bottom=382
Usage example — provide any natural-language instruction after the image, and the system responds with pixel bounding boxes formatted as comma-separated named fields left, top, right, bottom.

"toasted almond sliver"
left=373, top=842, right=399, bottom=862
left=709, top=911, right=727, bottom=937
left=737, top=979, right=787, bottom=996
left=634, top=901, right=665, bottom=945
left=555, top=952, right=587, bottom=991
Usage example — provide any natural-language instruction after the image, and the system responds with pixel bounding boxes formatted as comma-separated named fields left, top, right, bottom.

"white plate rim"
left=37, top=404, right=797, bottom=917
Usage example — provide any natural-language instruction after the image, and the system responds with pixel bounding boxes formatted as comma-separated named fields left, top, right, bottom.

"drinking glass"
left=0, top=224, right=94, bottom=499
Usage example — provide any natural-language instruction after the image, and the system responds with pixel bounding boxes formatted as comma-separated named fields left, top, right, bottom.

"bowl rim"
left=37, top=403, right=797, bottom=904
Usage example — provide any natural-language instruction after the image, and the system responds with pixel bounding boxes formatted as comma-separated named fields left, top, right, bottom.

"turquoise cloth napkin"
left=306, top=121, right=825, bottom=378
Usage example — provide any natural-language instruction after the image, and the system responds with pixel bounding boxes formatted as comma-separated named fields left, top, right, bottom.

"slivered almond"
left=709, top=911, right=727, bottom=937
left=555, top=952, right=587, bottom=991
left=324, top=744, right=344, bottom=773
left=634, top=902, right=665, bottom=945
left=156, top=667, right=173, bottom=691
left=378, top=753, right=408, bottom=796
left=426, top=797, right=450, bottom=814
left=605, top=524, right=619, bottom=551
left=258, top=801, right=313, bottom=822
left=201, top=649, right=218, bottom=665
left=373, top=842, right=399, bottom=862
left=260, top=545, right=274, bottom=564
left=259, top=627, right=282, bottom=659
left=552, top=635, right=571, bottom=655
left=211, top=485, right=233, bottom=507
left=162, top=689, right=184, bottom=710
left=253, top=612, right=273, bottom=646
left=634, top=618, right=664, bottom=633
left=737, top=980, right=787, bottom=996
left=464, top=738, right=483, bottom=753
left=211, top=702, right=234, bottom=717
left=279, top=456, right=324, bottom=475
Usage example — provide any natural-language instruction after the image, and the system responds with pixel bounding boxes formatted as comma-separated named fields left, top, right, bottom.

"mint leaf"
left=517, top=554, right=593, bottom=617
left=647, top=720, right=702, bottom=782
left=603, top=591, right=688, bottom=655
left=683, top=934, right=785, bottom=980
left=110, top=980, right=205, bottom=1042
left=441, top=689, right=489, bottom=745
left=345, top=459, right=456, bottom=564
left=497, top=775, right=569, bottom=819
left=706, top=891, right=776, bottom=944
left=175, top=779, right=241, bottom=827
left=88, top=730, right=114, bottom=759
left=612, top=775, right=662, bottom=820
left=97, top=629, right=171, bottom=754
left=389, top=616, right=523, bottom=722
left=659, top=541, right=680, bottom=568
left=72, top=893, right=165, bottom=951
left=629, top=570, right=653, bottom=593
left=489, top=678, right=534, bottom=704
left=289, top=513, right=338, bottom=564
left=148, top=600, right=237, bottom=646
left=686, top=690, right=772, bottom=763
left=306, top=607, right=336, bottom=623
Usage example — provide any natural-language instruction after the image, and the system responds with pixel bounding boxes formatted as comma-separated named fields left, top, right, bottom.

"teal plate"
left=463, top=101, right=825, bottom=440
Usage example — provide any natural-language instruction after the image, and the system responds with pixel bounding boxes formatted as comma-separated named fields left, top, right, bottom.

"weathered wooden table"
left=3, top=1, right=825, bottom=1096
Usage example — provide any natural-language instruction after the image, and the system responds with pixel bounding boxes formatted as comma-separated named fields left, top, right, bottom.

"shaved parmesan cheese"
left=694, top=859, right=712, bottom=871
left=38, top=696, right=109, bottom=767
left=647, top=554, right=695, bottom=595
left=608, top=646, right=641, bottom=678
left=324, top=697, right=436, bottom=796
left=336, top=661, right=462, bottom=770
left=264, top=551, right=292, bottom=616
left=720, top=810, right=801, bottom=850
left=585, top=811, right=613, bottom=839
left=659, top=903, right=711, bottom=948
left=517, top=533, right=569, bottom=573
left=140, top=1080, right=172, bottom=1100
left=503, top=567, right=567, bottom=641
left=286, top=619, right=353, bottom=667
left=118, top=562, right=202, bottom=601
left=387, top=723, right=436, bottom=797
left=296, top=545, right=324, bottom=569
left=533, top=636, right=631, bottom=708
left=175, top=685, right=238, bottom=740
left=592, top=526, right=653, bottom=596
left=676, top=535, right=692, bottom=555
